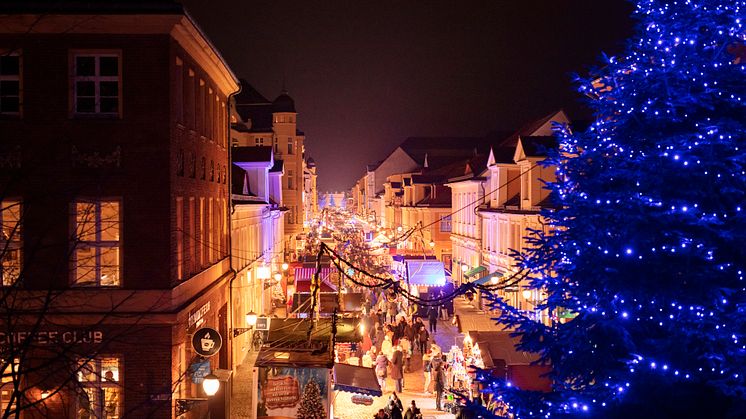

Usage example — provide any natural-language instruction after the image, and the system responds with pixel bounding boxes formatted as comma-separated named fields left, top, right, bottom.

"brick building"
left=0, top=2, right=239, bottom=418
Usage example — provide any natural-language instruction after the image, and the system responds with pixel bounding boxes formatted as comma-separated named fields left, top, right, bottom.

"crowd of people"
left=354, top=290, right=454, bottom=416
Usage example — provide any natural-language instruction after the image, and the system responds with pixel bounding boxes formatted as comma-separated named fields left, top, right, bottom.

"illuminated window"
left=73, top=200, right=120, bottom=287
left=287, top=140, right=293, bottom=155
left=72, top=53, right=120, bottom=115
left=0, top=52, right=21, bottom=115
left=0, top=358, right=19, bottom=414
left=0, top=200, right=21, bottom=286
left=77, top=357, right=122, bottom=419
left=439, top=215, right=452, bottom=233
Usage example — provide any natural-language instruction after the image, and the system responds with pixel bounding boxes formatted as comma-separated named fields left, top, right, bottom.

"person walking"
left=438, top=290, right=449, bottom=320
left=422, top=351, right=432, bottom=394
left=388, top=392, right=404, bottom=418
left=434, top=364, right=446, bottom=411
left=404, top=400, right=422, bottom=419
left=390, top=345, right=404, bottom=393
left=417, top=326, right=429, bottom=355
left=427, top=305, right=438, bottom=334
left=375, top=351, right=389, bottom=393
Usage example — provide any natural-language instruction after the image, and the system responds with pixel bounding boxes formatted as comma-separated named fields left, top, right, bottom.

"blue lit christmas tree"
left=479, top=1, right=746, bottom=417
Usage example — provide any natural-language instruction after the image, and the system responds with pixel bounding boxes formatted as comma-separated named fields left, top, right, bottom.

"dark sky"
left=180, top=0, right=635, bottom=192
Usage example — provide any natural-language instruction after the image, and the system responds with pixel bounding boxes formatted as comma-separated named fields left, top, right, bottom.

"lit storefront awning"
left=464, top=265, right=487, bottom=278
left=473, top=271, right=504, bottom=286
left=333, top=364, right=382, bottom=397
left=405, top=260, right=446, bottom=287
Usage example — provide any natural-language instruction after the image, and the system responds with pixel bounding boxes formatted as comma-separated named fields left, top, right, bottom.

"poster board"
left=256, top=367, right=329, bottom=419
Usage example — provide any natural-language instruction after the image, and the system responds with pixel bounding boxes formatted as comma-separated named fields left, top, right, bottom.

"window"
left=1, top=358, right=19, bottom=414
left=439, top=215, right=452, bottom=233
left=0, top=53, right=21, bottom=115
left=287, top=170, right=294, bottom=189
left=1, top=200, right=21, bottom=286
left=73, top=200, right=120, bottom=286
left=189, top=152, right=196, bottom=178
left=174, top=56, right=183, bottom=123
left=176, top=197, right=183, bottom=280
left=287, top=140, right=293, bottom=155
left=255, top=138, right=264, bottom=146
left=76, top=357, right=122, bottom=419
left=72, top=53, right=120, bottom=115
left=176, top=149, right=184, bottom=176
left=200, top=157, right=206, bottom=180
left=210, top=160, right=215, bottom=182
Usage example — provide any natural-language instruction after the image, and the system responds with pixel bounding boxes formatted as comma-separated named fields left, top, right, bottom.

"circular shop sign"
left=192, top=327, right=222, bottom=357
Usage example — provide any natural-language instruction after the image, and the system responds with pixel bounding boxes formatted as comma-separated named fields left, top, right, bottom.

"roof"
left=231, top=146, right=273, bottom=163
left=398, top=137, right=493, bottom=166
left=269, top=159, right=284, bottom=173
left=0, top=0, right=184, bottom=14
left=467, top=331, right=542, bottom=365
left=405, top=260, right=446, bottom=287
left=236, top=78, right=270, bottom=104
left=333, top=364, right=382, bottom=397
left=501, top=109, right=567, bottom=147
left=518, top=136, right=558, bottom=158
left=273, top=91, right=296, bottom=113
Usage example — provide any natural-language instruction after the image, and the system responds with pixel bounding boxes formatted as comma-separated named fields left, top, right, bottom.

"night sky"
left=180, top=0, right=635, bottom=192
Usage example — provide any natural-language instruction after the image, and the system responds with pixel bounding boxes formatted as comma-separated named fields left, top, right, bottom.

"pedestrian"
left=375, top=351, right=389, bottom=393
left=404, top=400, right=422, bottom=419
left=386, top=394, right=403, bottom=419
left=374, top=408, right=388, bottom=419
left=375, top=324, right=385, bottom=349
left=427, top=304, right=438, bottom=333
left=439, top=290, right=449, bottom=320
left=362, top=348, right=374, bottom=368
left=381, top=334, right=393, bottom=360
left=434, top=365, right=446, bottom=411
left=387, top=298, right=398, bottom=323
left=390, top=345, right=404, bottom=393
left=417, top=326, right=429, bottom=355
left=422, top=350, right=432, bottom=394
left=399, top=335, right=411, bottom=372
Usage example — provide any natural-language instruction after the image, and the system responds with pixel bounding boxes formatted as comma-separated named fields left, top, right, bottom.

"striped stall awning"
left=294, top=267, right=334, bottom=281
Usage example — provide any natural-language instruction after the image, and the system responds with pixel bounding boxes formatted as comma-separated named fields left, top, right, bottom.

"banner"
left=257, top=367, right=328, bottom=419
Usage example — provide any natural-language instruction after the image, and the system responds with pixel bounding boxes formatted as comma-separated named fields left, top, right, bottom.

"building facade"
left=231, top=82, right=306, bottom=257
left=0, top=3, right=239, bottom=418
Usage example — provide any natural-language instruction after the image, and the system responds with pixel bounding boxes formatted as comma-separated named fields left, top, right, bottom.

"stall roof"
left=333, top=364, right=382, bottom=397
left=469, top=331, right=542, bottom=366
left=295, top=267, right=334, bottom=281
left=295, top=279, right=337, bottom=292
left=267, top=318, right=360, bottom=344
left=464, top=265, right=487, bottom=278
left=255, top=348, right=333, bottom=368
left=405, top=260, right=446, bottom=287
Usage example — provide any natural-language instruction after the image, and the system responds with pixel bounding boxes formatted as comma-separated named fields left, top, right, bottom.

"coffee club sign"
left=0, top=330, right=104, bottom=346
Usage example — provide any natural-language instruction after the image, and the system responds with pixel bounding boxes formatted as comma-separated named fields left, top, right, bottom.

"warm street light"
left=429, top=240, right=435, bottom=248
left=490, top=276, right=499, bottom=285
left=257, top=266, right=271, bottom=280
left=246, top=311, right=258, bottom=327
left=397, top=226, right=403, bottom=232
left=522, top=289, right=532, bottom=300
left=202, top=374, right=220, bottom=397
left=40, top=390, right=50, bottom=399
left=281, top=262, right=289, bottom=271
left=273, top=272, right=283, bottom=282
left=462, top=264, right=469, bottom=272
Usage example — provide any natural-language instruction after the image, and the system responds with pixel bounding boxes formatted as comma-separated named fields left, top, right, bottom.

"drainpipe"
left=226, top=87, right=240, bottom=374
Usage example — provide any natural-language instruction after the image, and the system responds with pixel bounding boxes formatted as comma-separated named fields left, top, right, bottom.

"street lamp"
left=257, top=266, right=271, bottom=280
left=490, top=275, right=500, bottom=285
left=281, top=262, right=289, bottom=271
left=522, top=289, right=532, bottom=301
left=202, top=374, right=220, bottom=397
left=246, top=311, right=258, bottom=327
left=429, top=240, right=435, bottom=248
left=273, top=272, right=283, bottom=283
left=397, top=225, right=403, bottom=233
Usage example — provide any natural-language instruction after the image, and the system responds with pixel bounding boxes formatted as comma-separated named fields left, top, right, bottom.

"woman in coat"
left=375, top=352, right=389, bottom=393
left=390, top=345, right=404, bottom=392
